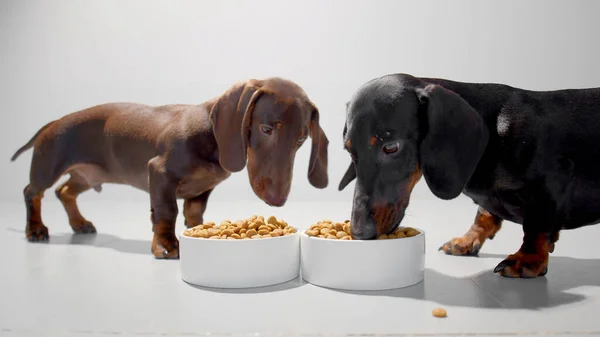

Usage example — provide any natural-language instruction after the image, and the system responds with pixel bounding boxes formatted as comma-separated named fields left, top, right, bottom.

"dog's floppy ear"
left=338, top=123, right=356, bottom=191
left=307, top=103, right=329, bottom=188
left=210, top=80, right=264, bottom=173
left=415, top=84, right=489, bottom=199
left=338, top=162, right=356, bottom=191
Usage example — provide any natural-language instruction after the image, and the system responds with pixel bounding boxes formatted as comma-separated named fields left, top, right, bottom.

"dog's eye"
left=297, top=137, right=307, bottom=145
left=261, top=125, right=273, bottom=135
left=383, top=142, right=399, bottom=154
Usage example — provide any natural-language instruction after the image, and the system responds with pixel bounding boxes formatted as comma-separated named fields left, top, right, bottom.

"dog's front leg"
left=148, top=157, right=180, bottom=259
left=183, top=189, right=213, bottom=228
left=439, top=206, right=503, bottom=256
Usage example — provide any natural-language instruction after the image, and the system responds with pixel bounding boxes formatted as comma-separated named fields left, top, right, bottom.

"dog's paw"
left=152, top=233, right=180, bottom=259
left=184, top=219, right=202, bottom=229
left=439, top=235, right=481, bottom=256
left=26, top=223, right=49, bottom=242
left=72, top=221, right=97, bottom=234
left=494, top=252, right=549, bottom=278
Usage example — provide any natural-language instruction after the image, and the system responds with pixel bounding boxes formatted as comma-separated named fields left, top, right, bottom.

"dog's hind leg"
left=24, top=184, right=48, bottom=242
left=493, top=191, right=562, bottom=278
left=23, top=143, right=63, bottom=241
left=439, top=206, right=503, bottom=256
left=55, top=171, right=96, bottom=234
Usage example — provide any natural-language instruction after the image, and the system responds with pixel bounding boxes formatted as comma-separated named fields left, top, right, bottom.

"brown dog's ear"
left=210, top=81, right=264, bottom=173
left=415, top=84, right=489, bottom=200
left=308, top=105, right=329, bottom=188
left=338, top=162, right=356, bottom=191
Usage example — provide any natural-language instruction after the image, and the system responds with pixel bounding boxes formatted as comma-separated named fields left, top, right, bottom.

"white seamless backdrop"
left=1, top=0, right=600, bottom=205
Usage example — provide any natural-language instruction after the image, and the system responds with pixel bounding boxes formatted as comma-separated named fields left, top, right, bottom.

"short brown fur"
left=12, top=77, right=329, bottom=258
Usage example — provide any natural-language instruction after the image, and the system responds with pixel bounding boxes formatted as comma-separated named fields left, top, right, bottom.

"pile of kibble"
left=183, top=215, right=297, bottom=240
left=305, top=220, right=420, bottom=240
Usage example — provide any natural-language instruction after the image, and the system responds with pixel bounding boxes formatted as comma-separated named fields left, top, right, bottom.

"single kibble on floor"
left=183, top=215, right=296, bottom=240
left=432, top=308, right=447, bottom=318
left=305, top=220, right=420, bottom=240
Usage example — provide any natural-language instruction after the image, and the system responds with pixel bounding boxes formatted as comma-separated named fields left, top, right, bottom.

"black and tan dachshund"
left=339, top=73, right=600, bottom=278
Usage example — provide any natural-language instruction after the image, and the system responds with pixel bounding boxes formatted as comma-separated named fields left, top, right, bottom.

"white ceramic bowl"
left=180, top=231, right=300, bottom=288
left=300, top=228, right=425, bottom=291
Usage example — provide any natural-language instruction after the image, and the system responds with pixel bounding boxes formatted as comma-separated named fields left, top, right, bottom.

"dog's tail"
left=10, top=121, right=56, bottom=162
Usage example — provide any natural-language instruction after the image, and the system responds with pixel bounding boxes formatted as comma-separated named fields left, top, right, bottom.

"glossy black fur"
left=340, top=73, right=600, bottom=257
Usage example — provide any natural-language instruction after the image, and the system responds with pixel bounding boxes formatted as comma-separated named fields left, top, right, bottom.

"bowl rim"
left=299, top=226, right=425, bottom=243
left=179, top=229, right=300, bottom=242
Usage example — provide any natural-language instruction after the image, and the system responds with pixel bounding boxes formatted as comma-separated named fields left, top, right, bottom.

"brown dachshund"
left=11, top=77, right=329, bottom=259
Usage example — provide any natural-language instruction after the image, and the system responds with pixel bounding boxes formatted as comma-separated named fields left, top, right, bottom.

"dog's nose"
left=264, top=191, right=287, bottom=207
left=350, top=226, right=377, bottom=240
left=350, top=214, right=377, bottom=240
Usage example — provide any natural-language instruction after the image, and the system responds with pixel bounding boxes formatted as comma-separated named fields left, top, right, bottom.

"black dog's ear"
left=415, top=84, right=489, bottom=199
left=338, top=122, right=356, bottom=191
left=338, top=162, right=356, bottom=191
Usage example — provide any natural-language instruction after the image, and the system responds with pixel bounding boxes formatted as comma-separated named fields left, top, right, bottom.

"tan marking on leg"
left=440, top=206, right=503, bottom=256
left=495, top=232, right=553, bottom=278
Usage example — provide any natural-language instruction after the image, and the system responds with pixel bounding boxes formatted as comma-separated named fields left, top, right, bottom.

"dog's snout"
left=349, top=213, right=377, bottom=240
left=264, top=190, right=287, bottom=207
left=350, top=224, right=377, bottom=240
left=253, top=177, right=290, bottom=207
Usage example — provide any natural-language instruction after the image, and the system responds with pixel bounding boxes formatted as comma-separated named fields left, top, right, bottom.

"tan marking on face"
left=345, top=139, right=352, bottom=149
left=369, top=136, right=377, bottom=146
left=373, top=165, right=422, bottom=236
left=372, top=204, right=395, bottom=236
left=407, top=164, right=423, bottom=192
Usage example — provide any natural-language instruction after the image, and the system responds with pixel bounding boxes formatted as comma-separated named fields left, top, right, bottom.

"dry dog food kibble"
left=305, top=220, right=420, bottom=240
left=183, top=215, right=297, bottom=240
left=432, top=308, right=447, bottom=318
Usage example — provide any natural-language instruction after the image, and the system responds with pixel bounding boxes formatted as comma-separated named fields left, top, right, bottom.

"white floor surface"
left=2, top=196, right=600, bottom=337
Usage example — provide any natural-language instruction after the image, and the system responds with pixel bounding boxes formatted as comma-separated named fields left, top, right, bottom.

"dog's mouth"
left=371, top=202, right=406, bottom=236
left=371, top=174, right=420, bottom=236
left=350, top=202, right=406, bottom=240
left=383, top=219, right=402, bottom=235
left=252, top=177, right=289, bottom=207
